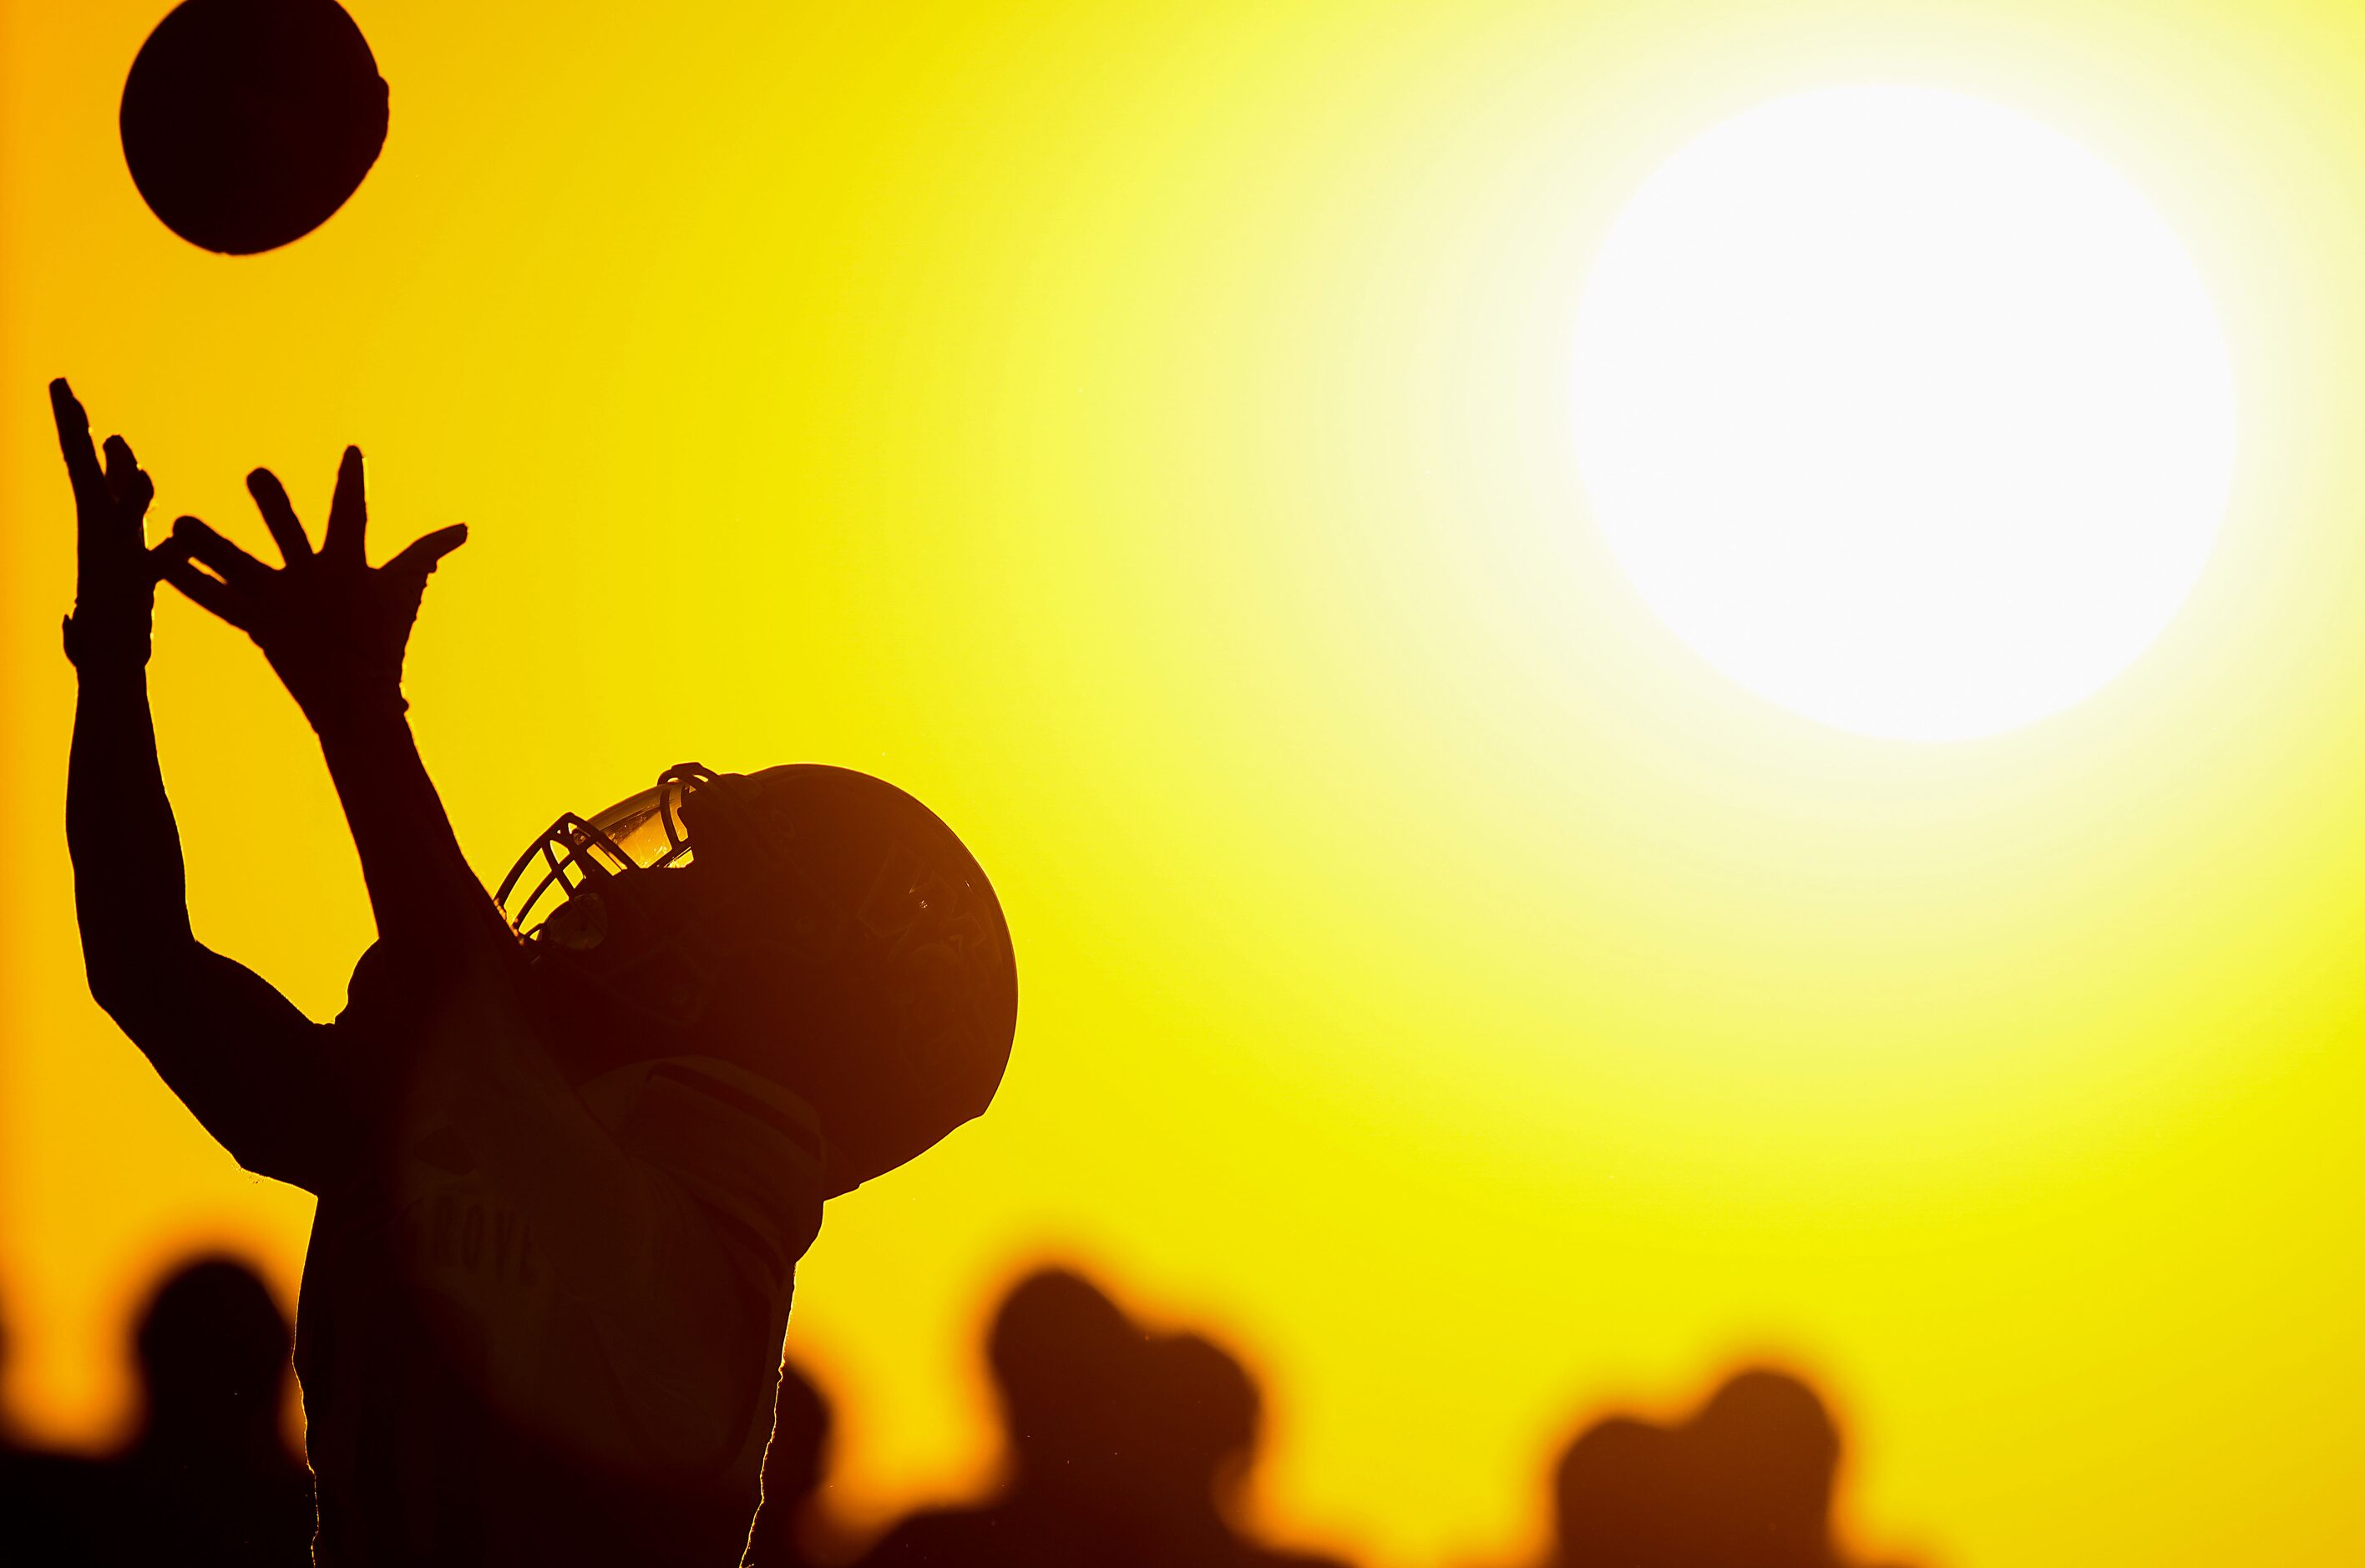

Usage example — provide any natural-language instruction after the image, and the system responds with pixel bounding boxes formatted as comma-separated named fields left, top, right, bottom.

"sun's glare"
left=1570, top=85, right=2236, bottom=741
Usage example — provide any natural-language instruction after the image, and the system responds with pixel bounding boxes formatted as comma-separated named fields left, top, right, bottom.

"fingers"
left=123, top=468, right=156, bottom=528
left=160, top=557, right=253, bottom=630
left=49, top=378, right=109, bottom=514
left=324, top=444, right=367, bottom=560
left=170, top=516, right=271, bottom=589
left=104, top=437, right=156, bottom=529
left=246, top=468, right=312, bottom=564
left=103, top=433, right=135, bottom=499
left=384, top=523, right=468, bottom=579
left=158, top=523, right=251, bottom=628
left=145, top=536, right=195, bottom=581
left=117, top=467, right=155, bottom=527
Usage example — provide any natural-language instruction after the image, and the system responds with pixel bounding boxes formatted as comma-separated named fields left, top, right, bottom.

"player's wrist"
left=301, top=682, right=412, bottom=740
left=271, top=649, right=411, bottom=737
left=62, top=602, right=154, bottom=670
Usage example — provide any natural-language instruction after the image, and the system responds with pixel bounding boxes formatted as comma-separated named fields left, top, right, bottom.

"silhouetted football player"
left=53, top=379, right=1016, bottom=1567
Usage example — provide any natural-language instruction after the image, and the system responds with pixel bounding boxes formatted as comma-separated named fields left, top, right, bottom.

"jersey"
left=293, top=943, right=825, bottom=1567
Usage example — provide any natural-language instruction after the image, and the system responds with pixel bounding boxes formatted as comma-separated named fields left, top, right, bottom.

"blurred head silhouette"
left=1136, top=1332, right=1259, bottom=1510
left=99, top=1256, right=313, bottom=1568
left=133, top=1255, right=293, bottom=1449
left=988, top=1267, right=1144, bottom=1490
left=1546, top=1368, right=1859, bottom=1568
left=850, top=1267, right=1355, bottom=1568
left=1551, top=1414, right=1681, bottom=1568
left=1685, top=1368, right=1841, bottom=1567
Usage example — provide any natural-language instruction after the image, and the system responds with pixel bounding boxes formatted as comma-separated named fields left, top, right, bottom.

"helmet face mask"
left=496, top=765, right=704, bottom=948
left=494, top=761, right=1019, bottom=1192
left=497, top=766, right=851, bottom=1033
left=496, top=767, right=717, bottom=1032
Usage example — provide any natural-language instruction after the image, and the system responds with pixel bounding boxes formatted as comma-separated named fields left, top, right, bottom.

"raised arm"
left=163, top=448, right=486, bottom=961
left=55, top=379, right=337, bottom=1190
left=165, top=453, right=803, bottom=1459
left=162, top=448, right=686, bottom=1338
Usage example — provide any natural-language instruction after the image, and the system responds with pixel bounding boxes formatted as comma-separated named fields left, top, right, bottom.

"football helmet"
left=496, top=762, right=1016, bottom=1192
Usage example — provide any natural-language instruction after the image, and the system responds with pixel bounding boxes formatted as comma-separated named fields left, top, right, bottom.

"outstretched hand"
left=165, top=447, right=467, bottom=731
left=53, top=378, right=180, bottom=670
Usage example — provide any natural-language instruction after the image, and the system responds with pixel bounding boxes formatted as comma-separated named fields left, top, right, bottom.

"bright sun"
left=1571, top=85, right=2236, bottom=741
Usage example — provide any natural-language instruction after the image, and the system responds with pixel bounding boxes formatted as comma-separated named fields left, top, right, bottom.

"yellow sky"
left=8, top=3, right=2365, bottom=1565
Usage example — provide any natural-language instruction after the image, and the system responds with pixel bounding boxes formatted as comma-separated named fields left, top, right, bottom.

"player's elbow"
left=82, top=935, right=192, bottom=1028
left=83, top=946, right=155, bottom=1024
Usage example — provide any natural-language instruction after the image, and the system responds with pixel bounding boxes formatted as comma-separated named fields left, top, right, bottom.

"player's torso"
left=295, top=1060, right=783, bottom=1567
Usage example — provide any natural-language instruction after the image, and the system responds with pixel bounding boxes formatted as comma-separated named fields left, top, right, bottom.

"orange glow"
left=8, top=3, right=2365, bottom=1565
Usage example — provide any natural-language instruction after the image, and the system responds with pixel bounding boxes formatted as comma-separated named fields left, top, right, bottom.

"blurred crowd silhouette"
left=1, top=1256, right=312, bottom=1566
left=838, top=1267, right=1352, bottom=1568
left=3, top=1257, right=1917, bottom=1568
